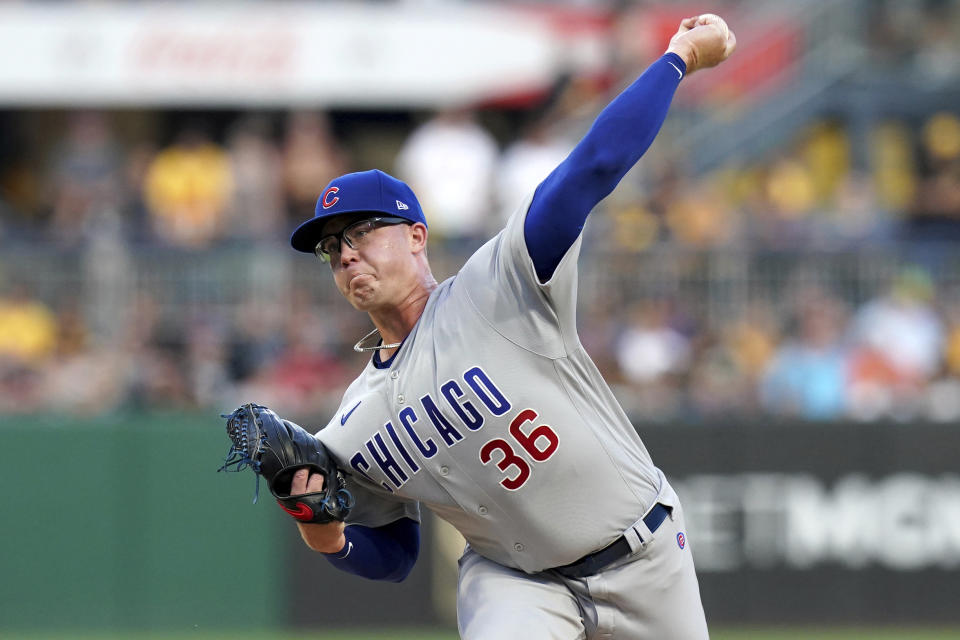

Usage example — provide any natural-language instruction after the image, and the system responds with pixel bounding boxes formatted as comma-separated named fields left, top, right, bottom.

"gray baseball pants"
left=457, top=503, right=708, bottom=639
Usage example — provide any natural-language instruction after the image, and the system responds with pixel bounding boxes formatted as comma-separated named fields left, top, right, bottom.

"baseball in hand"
left=666, top=13, right=737, bottom=75
left=698, top=14, right=730, bottom=40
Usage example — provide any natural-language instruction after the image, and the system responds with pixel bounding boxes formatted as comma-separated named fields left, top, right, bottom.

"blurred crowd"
left=0, top=103, right=958, bottom=424
left=595, top=267, right=960, bottom=424
left=1, top=0, right=959, bottom=423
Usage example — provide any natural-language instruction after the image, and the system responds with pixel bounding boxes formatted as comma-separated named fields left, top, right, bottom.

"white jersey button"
left=514, top=543, right=524, bottom=552
left=478, top=505, right=488, bottom=515
left=390, top=371, right=399, bottom=379
left=397, top=394, right=405, bottom=404
left=440, top=465, right=450, bottom=475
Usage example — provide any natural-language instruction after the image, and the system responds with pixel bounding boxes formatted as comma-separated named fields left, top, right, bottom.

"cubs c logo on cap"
left=322, top=186, right=340, bottom=209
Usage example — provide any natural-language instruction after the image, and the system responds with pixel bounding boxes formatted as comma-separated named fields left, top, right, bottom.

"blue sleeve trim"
left=323, top=517, right=420, bottom=582
left=524, top=53, right=684, bottom=282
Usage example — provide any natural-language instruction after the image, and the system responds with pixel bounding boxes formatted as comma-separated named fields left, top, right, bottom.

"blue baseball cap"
left=290, top=169, right=427, bottom=253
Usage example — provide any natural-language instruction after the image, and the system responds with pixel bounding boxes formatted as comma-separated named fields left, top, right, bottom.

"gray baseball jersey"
left=317, top=193, right=663, bottom=574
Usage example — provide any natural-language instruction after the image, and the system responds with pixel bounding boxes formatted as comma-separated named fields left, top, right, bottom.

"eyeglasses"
left=314, top=216, right=411, bottom=263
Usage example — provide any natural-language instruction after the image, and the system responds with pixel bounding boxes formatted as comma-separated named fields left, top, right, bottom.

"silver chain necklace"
left=353, top=327, right=402, bottom=353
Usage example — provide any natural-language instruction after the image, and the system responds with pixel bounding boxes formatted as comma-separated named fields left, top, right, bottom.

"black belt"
left=552, top=503, right=671, bottom=579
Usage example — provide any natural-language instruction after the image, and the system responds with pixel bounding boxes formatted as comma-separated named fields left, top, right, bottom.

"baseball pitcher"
left=223, top=14, right=735, bottom=639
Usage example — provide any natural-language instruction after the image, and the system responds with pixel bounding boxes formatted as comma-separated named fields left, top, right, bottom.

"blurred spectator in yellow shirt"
left=144, top=125, right=233, bottom=248
left=0, top=285, right=57, bottom=365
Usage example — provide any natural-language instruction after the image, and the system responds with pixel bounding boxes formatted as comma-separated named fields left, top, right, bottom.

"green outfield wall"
left=0, top=413, right=283, bottom=632
left=5, top=414, right=959, bottom=632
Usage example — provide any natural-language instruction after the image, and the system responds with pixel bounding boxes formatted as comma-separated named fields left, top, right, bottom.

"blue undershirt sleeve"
left=524, top=53, right=686, bottom=282
left=322, top=517, right=420, bottom=582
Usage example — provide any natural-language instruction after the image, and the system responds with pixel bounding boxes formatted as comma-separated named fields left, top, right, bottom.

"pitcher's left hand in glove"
left=219, top=403, right=353, bottom=523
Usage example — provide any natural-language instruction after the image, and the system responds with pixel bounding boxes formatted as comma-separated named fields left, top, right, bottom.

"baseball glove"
left=218, top=403, right=353, bottom=523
